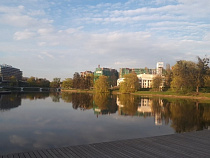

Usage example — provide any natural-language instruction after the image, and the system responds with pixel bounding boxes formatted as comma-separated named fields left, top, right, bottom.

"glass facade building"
left=0, top=64, right=22, bottom=81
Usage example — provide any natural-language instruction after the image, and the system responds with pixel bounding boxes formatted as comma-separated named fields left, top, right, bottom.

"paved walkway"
left=1, top=130, right=210, bottom=158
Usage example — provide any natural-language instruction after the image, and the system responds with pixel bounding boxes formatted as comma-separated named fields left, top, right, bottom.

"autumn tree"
left=94, top=75, right=109, bottom=93
left=152, top=75, right=163, bottom=91
left=27, top=77, right=50, bottom=87
left=62, top=78, right=73, bottom=89
left=195, top=56, right=209, bottom=92
left=50, top=78, right=61, bottom=88
left=27, top=77, right=36, bottom=87
left=119, top=72, right=139, bottom=93
left=73, top=72, right=81, bottom=89
left=171, top=60, right=197, bottom=93
left=9, top=76, right=18, bottom=87
left=164, top=64, right=172, bottom=88
left=85, top=74, right=94, bottom=89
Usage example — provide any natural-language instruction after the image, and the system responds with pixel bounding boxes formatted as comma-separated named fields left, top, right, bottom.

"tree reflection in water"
left=1, top=92, right=210, bottom=133
left=61, top=93, right=210, bottom=133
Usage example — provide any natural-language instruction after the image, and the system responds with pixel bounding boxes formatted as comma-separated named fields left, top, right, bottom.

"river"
left=0, top=92, right=210, bottom=154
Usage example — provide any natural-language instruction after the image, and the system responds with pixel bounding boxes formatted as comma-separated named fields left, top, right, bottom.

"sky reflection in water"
left=0, top=92, right=210, bottom=154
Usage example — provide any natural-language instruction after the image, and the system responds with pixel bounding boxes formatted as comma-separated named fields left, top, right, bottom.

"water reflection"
left=0, top=94, right=21, bottom=111
left=1, top=92, right=210, bottom=154
left=1, top=92, right=210, bottom=133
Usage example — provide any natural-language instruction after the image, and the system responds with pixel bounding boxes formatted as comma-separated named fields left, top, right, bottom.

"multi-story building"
left=119, top=68, right=156, bottom=78
left=94, top=65, right=118, bottom=86
left=0, top=64, right=22, bottom=81
left=156, top=62, right=164, bottom=75
left=117, top=62, right=165, bottom=88
left=80, top=71, right=93, bottom=77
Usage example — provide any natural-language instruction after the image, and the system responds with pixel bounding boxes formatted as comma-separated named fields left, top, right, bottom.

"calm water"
left=0, top=92, right=210, bottom=154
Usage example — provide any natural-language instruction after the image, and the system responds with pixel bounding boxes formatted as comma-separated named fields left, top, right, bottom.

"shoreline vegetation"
left=61, top=89, right=210, bottom=100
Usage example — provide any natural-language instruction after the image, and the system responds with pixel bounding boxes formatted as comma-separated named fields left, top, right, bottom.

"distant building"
left=118, top=62, right=164, bottom=88
left=80, top=71, right=93, bottom=77
left=119, top=68, right=156, bottom=78
left=156, top=62, right=164, bottom=75
left=137, top=74, right=156, bottom=88
left=94, top=65, right=118, bottom=86
left=0, top=64, right=22, bottom=81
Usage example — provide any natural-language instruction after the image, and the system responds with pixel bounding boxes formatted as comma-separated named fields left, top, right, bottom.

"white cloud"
left=14, top=30, right=35, bottom=40
left=37, top=28, right=54, bottom=35
left=41, top=52, right=55, bottom=59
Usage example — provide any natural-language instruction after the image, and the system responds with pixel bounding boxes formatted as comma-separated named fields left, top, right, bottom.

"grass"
left=62, top=88, right=210, bottom=100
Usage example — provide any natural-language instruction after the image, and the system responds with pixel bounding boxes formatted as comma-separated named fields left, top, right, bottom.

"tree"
left=171, top=60, right=197, bottom=93
left=62, top=78, right=73, bottom=89
left=27, top=77, right=36, bottom=87
left=10, top=76, right=18, bottom=87
left=27, top=77, right=50, bottom=87
left=152, top=75, right=162, bottom=91
left=50, top=78, right=61, bottom=88
left=195, top=56, right=209, bottom=92
left=119, top=72, right=139, bottom=93
left=85, top=74, right=94, bottom=89
left=94, top=75, right=109, bottom=93
left=165, top=64, right=172, bottom=88
left=73, top=72, right=81, bottom=89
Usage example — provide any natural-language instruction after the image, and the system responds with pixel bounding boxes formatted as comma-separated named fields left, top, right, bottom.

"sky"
left=0, top=0, right=210, bottom=81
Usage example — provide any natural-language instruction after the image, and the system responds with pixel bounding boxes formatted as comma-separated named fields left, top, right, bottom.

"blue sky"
left=0, top=0, right=210, bottom=81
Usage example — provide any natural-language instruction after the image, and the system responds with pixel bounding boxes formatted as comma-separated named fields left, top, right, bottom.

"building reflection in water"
left=0, top=94, right=21, bottom=111
left=117, top=96, right=163, bottom=125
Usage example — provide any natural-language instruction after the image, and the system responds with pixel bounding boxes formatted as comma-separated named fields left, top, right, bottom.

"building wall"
left=94, top=65, right=118, bottom=86
left=0, top=64, right=22, bottom=81
left=137, top=74, right=156, bottom=88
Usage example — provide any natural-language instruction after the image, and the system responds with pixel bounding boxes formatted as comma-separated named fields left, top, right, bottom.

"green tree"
left=171, top=60, right=197, bottom=93
left=94, top=75, right=109, bottom=93
left=195, top=56, right=209, bottom=92
left=62, top=78, right=73, bottom=89
left=27, top=77, right=36, bottom=87
left=152, top=75, right=163, bottom=91
left=9, top=76, right=18, bottom=87
left=119, top=72, right=139, bottom=93
left=50, top=78, right=61, bottom=88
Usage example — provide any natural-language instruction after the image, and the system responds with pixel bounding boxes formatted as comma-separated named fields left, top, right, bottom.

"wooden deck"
left=1, top=130, right=210, bottom=158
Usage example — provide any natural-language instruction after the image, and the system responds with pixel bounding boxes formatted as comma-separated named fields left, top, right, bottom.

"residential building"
left=0, top=64, right=22, bottom=81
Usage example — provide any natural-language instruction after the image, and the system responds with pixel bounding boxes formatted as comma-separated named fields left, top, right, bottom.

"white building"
left=117, top=78, right=124, bottom=86
left=156, top=62, right=164, bottom=75
left=137, top=74, right=156, bottom=88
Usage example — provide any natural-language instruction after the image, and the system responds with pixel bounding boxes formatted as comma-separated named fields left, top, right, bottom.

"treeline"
left=170, top=57, right=210, bottom=93
left=26, top=77, right=50, bottom=87
left=61, top=72, right=94, bottom=90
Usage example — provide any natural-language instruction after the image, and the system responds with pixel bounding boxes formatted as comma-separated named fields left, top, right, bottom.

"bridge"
left=1, top=86, right=61, bottom=92
left=1, top=130, right=210, bottom=158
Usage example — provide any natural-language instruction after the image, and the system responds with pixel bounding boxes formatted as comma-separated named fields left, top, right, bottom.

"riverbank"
left=61, top=89, right=94, bottom=93
left=133, top=91, right=210, bottom=100
left=62, top=89, right=210, bottom=100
